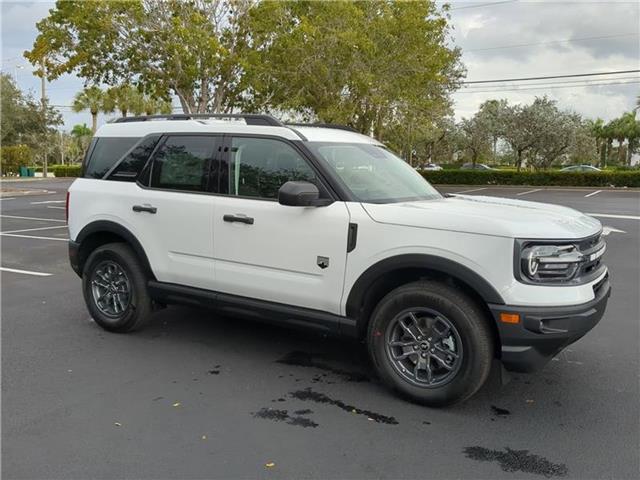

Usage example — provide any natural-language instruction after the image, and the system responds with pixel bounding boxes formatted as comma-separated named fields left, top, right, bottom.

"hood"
left=362, top=194, right=602, bottom=239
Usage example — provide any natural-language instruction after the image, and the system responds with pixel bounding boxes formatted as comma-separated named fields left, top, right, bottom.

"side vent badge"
left=317, top=256, right=330, bottom=269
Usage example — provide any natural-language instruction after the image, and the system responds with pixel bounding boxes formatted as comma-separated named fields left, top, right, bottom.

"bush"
left=51, top=164, right=82, bottom=177
left=421, top=170, right=640, bottom=188
left=0, top=144, right=31, bottom=175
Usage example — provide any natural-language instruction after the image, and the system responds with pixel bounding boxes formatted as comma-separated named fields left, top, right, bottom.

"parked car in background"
left=560, top=165, right=602, bottom=173
left=461, top=163, right=495, bottom=171
left=419, top=163, right=443, bottom=171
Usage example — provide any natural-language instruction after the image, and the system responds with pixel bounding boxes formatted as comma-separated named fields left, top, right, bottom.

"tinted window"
left=226, top=137, right=316, bottom=199
left=150, top=136, right=214, bottom=192
left=108, top=135, right=161, bottom=182
left=84, top=137, right=139, bottom=179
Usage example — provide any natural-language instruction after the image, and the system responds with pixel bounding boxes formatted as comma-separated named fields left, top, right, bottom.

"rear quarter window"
left=107, top=135, right=161, bottom=182
left=84, top=137, right=140, bottom=179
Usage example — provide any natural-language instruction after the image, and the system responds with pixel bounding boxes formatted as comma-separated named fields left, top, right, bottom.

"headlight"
left=520, top=244, right=585, bottom=283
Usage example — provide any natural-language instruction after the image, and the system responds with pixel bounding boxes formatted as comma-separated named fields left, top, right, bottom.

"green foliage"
left=72, top=86, right=112, bottom=132
left=422, top=170, right=640, bottom=187
left=0, top=145, right=32, bottom=175
left=51, top=164, right=82, bottom=177
left=1, top=73, right=62, bottom=149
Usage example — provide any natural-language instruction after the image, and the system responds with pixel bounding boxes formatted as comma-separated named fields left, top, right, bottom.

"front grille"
left=577, top=233, right=605, bottom=279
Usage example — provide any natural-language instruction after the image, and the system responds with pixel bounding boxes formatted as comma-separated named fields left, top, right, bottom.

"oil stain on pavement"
left=253, top=407, right=318, bottom=428
left=463, top=446, right=568, bottom=477
left=276, top=351, right=369, bottom=382
left=289, top=388, right=398, bottom=425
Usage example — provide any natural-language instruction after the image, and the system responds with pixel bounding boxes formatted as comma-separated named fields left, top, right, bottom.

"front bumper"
left=489, top=274, right=611, bottom=372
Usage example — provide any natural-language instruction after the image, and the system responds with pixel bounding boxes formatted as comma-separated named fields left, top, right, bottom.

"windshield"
left=307, top=142, right=442, bottom=203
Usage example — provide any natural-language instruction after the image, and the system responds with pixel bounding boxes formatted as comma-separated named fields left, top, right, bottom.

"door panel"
left=213, top=136, right=350, bottom=313
left=130, top=134, right=220, bottom=290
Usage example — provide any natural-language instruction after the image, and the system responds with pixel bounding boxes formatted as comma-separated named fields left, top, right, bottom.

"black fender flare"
left=345, top=254, right=505, bottom=320
left=74, top=220, right=155, bottom=278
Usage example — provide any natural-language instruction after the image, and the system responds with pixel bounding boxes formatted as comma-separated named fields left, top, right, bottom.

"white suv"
left=67, top=114, right=611, bottom=406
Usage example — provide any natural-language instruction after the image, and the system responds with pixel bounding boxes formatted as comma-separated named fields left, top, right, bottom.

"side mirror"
left=278, top=181, right=333, bottom=207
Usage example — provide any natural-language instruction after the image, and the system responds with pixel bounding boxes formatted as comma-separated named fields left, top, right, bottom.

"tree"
left=588, top=118, right=607, bottom=167
left=70, top=123, right=93, bottom=159
left=141, top=96, right=173, bottom=116
left=1, top=73, right=60, bottom=147
left=459, top=117, right=491, bottom=166
left=244, top=0, right=463, bottom=137
left=72, top=86, right=111, bottom=133
left=501, top=104, right=537, bottom=170
left=26, top=0, right=252, bottom=114
left=475, top=99, right=508, bottom=162
left=107, top=85, right=143, bottom=117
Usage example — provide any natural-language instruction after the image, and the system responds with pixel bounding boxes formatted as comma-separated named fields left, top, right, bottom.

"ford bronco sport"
left=68, top=113, right=610, bottom=406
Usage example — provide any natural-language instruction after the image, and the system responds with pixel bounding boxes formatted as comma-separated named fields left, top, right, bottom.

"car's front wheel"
left=367, top=280, right=494, bottom=407
left=82, top=242, right=152, bottom=333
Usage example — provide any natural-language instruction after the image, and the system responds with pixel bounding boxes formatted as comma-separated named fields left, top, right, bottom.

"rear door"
left=127, top=134, right=221, bottom=290
left=212, top=135, right=351, bottom=314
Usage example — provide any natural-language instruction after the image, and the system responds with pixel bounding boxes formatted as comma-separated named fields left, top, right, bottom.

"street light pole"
left=40, top=59, right=48, bottom=178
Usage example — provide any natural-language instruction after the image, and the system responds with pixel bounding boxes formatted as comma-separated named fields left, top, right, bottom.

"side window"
left=149, top=136, right=214, bottom=192
left=84, top=137, right=140, bottom=179
left=226, top=137, right=317, bottom=199
left=108, top=135, right=161, bottom=182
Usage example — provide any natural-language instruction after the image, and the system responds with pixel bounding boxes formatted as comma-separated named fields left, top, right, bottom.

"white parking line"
left=0, top=198, right=16, bottom=201
left=47, top=206, right=65, bottom=210
left=587, top=213, right=640, bottom=220
left=0, top=233, right=68, bottom=242
left=0, top=214, right=66, bottom=223
left=30, top=200, right=65, bottom=205
left=0, top=266, right=52, bottom=277
left=585, top=190, right=602, bottom=198
left=516, top=189, right=542, bottom=196
left=1, top=225, right=67, bottom=234
left=454, top=187, right=487, bottom=194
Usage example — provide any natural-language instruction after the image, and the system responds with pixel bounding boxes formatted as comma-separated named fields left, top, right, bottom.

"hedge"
left=421, top=170, right=640, bottom=188
left=51, top=165, right=82, bottom=177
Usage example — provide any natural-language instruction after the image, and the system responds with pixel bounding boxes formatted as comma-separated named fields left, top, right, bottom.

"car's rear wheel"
left=367, top=280, right=493, bottom=407
left=82, top=242, right=152, bottom=333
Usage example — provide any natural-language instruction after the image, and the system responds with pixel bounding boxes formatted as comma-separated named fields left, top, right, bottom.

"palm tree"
left=107, top=85, right=144, bottom=117
left=588, top=118, right=606, bottom=167
left=142, top=96, right=173, bottom=115
left=72, top=86, right=111, bottom=133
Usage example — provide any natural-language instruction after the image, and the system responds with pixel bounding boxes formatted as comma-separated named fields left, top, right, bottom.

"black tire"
left=82, top=242, right=153, bottom=333
left=367, top=280, right=493, bottom=407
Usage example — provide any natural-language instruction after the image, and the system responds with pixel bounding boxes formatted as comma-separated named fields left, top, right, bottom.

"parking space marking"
left=0, top=214, right=66, bottom=223
left=585, top=190, right=602, bottom=198
left=1, top=225, right=67, bottom=234
left=0, top=198, right=16, bottom=201
left=588, top=213, right=640, bottom=220
left=47, top=206, right=65, bottom=210
left=30, top=200, right=65, bottom=205
left=0, top=233, right=68, bottom=242
left=0, top=266, right=52, bottom=277
left=453, top=187, right=487, bottom=194
left=516, top=188, right=542, bottom=196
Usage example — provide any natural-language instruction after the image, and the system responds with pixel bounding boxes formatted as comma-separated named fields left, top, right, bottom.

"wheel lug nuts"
left=421, top=353, right=426, bottom=358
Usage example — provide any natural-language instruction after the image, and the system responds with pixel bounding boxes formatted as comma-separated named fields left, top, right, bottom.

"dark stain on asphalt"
left=253, top=408, right=318, bottom=428
left=491, top=405, right=511, bottom=416
left=277, top=351, right=369, bottom=382
left=208, top=365, right=221, bottom=375
left=463, top=446, right=568, bottom=477
left=294, top=409, right=313, bottom=415
left=289, top=388, right=398, bottom=425
left=423, top=421, right=431, bottom=425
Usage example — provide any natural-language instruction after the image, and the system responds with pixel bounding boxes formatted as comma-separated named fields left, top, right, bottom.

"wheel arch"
left=73, top=221, right=155, bottom=280
left=345, top=254, right=504, bottom=341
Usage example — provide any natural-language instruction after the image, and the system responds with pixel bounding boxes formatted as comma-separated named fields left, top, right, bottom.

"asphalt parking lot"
left=2, top=179, right=639, bottom=479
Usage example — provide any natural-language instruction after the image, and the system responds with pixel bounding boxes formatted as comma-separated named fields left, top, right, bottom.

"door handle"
left=223, top=214, right=254, bottom=225
left=132, top=204, right=157, bottom=214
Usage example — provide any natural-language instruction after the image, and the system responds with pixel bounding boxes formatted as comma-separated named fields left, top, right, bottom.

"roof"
left=95, top=114, right=382, bottom=145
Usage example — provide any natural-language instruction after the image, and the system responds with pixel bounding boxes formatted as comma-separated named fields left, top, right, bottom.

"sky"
left=1, top=0, right=639, bottom=131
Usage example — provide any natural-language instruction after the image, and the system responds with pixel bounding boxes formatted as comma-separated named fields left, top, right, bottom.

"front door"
left=212, top=135, right=350, bottom=314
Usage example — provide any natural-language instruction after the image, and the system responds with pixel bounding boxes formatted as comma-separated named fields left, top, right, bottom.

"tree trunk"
left=618, top=139, right=625, bottom=164
left=516, top=149, right=522, bottom=172
left=91, top=113, right=98, bottom=134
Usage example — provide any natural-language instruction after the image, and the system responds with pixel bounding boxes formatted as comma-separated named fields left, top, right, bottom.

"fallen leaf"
left=201, top=435, right=207, bottom=440
left=526, top=399, right=535, bottom=404
left=173, top=402, right=181, bottom=407
left=265, top=462, right=275, bottom=468
left=114, top=422, right=122, bottom=427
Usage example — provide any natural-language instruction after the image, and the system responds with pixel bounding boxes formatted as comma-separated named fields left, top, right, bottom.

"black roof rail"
left=286, top=122, right=360, bottom=133
left=113, top=113, right=284, bottom=127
